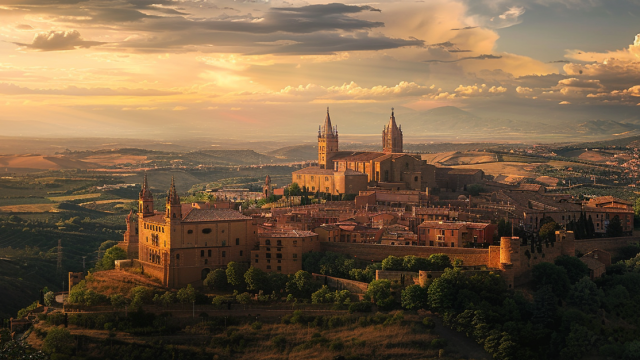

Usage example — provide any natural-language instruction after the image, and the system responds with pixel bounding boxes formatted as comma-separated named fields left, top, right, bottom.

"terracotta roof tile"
left=182, top=209, right=251, bottom=222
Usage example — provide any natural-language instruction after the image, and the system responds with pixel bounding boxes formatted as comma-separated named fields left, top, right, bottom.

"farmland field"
left=47, top=193, right=102, bottom=202
left=0, top=203, right=58, bottom=212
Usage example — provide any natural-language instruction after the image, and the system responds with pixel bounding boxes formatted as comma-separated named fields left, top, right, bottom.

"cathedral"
left=120, top=174, right=256, bottom=288
left=292, top=108, right=437, bottom=195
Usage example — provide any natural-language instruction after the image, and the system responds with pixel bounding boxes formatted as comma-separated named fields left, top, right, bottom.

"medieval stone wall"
left=320, top=242, right=490, bottom=266
left=574, top=236, right=638, bottom=254
left=312, top=273, right=369, bottom=294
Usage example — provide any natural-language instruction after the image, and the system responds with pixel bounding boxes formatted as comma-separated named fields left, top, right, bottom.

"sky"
left=0, top=0, right=639, bottom=141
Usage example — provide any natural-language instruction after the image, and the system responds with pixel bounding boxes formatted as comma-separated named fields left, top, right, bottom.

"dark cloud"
left=448, top=49, right=472, bottom=53
left=549, top=59, right=570, bottom=63
left=516, top=73, right=568, bottom=88
left=428, top=41, right=455, bottom=47
left=451, top=26, right=478, bottom=30
left=12, top=30, right=106, bottom=51
left=424, top=54, right=502, bottom=63
left=0, top=82, right=181, bottom=96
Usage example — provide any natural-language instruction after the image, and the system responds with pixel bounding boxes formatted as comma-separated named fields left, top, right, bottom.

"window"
left=405, top=162, right=409, bottom=169
left=240, top=251, right=243, bottom=256
left=451, top=242, right=454, bottom=247
left=236, top=238, right=240, bottom=245
left=277, top=266, right=281, bottom=271
left=267, top=265, right=271, bottom=269
left=414, top=176, right=418, bottom=182
left=200, top=250, right=204, bottom=257
left=277, top=247, right=281, bottom=252
left=276, top=253, right=282, bottom=259
left=325, top=176, right=329, bottom=181
left=255, top=259, right=258, bottom=263
left=204, top=259, right=208, bottom=264
left=222, top=230, right=225, bottom=233
left=187, top=230, right=193, bottom=234
left=451, top=230, right=454, bottom=236
left=293, top=254, right=297, bottom=259
left=208, top=250, right=212, bottom=257
left=176, top=254, right=180, bottom=259
left=278, top=260, right=281, bottom=263
left=255, top=254, right=259, bottom=257
left=430, top=241, right=434, bottom=246
left=293, top=240, right=297, bottom=246
left=266, top=247, right=271, bottom=252
left=202, top=228, right=212, bottom=234
left=222, top=251, right=226, bottom=257
left=312, top=186, right=315, bottom=191
left=277, top=240, right=282, bottom=246
left=266, top=253, right=271, bottom=258
left=311, top=176, right=314, bottom=181
left=265, top=239, right=271, bottom=246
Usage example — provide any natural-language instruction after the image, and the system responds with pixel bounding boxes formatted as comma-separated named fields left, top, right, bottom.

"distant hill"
left=267, top=144, right=317, bottom=161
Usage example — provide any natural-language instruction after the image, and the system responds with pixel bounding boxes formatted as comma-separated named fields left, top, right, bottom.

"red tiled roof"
left=259, top=230, right=318, bottom=238
left=292, top=167, right=336, bottom=175
left=418, top=221, right=467, bottom=230
left=332, top=151, right=386, bottom=162
left=182, top=209, right=251, bottom=222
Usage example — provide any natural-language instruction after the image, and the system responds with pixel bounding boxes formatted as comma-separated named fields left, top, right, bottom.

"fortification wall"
left=320, top=242, right=490, bottom=266
left=312, top=273, right=369, bottom=294
left=376, top=270, right=420, bottom=285
left=574, top=236, right=638, bottom=254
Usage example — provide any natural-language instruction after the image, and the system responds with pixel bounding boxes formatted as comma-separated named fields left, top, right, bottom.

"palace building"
left=124, top=175, right=257, bottom=288
left=293, top=108, right=437, bottom=195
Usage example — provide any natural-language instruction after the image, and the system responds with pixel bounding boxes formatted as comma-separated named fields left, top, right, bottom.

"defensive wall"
left=320, top=242, right=490, bottom=266
left=375, top=270, right=420, bottom=286
left=574, top=236, right=639, bottom=254
left=312, top=273, right=369, bottom=295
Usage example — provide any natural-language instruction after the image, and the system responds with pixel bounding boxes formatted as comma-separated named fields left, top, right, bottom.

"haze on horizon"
left=1, top=0, right=640, bottom=141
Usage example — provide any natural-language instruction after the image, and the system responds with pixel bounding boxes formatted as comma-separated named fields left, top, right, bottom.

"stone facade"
left=251, top=230, right=320, bottom=274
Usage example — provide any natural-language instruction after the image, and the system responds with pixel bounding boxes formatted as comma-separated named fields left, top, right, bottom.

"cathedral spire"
left=167, top=176, right=180, bottom=205
left=383, top=107, right=403, bottom=153
left=323, top=107, right=334, bottom=136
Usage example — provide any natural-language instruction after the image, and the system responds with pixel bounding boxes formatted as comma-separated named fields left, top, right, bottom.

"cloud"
left=453, top=83, right=507, bottom=97
left=424, top=54, right=502, bottom=63
left=0, top=82, right=180, bottom=96
left=559, top=101, right=571, bottom=104
left=491, top=6, right=525, bottom=28
left=12, top=30, right=106, bottom=51
left=548, top=60, right=570, bottom=63
left=566, top=34, right=640, bottom=62
left=14, top=24, right=33, bottom=30
left=451, top=26, right=478, bottom=30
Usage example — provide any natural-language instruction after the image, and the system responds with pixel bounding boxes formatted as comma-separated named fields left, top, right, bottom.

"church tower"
left=318, top=107, right=339, bottom=169
left=138, top=173, right=154, bottom=217
left=382, top=108, right=403, bottom=153
left=166, top=176, right=182, bottom=221
left=263, top=175, right=271, bottom=198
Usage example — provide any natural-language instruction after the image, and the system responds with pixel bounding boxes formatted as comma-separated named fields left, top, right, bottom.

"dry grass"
left=83, top=270, right=164, bottom=296
left=47, top=193, right=101, bottom=202
left=82, top=154, right=148, bottom=166
left=0, top=203, right=58, bottom=212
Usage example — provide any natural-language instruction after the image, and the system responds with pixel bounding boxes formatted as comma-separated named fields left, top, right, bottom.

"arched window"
left=202, top=228, right=212, bottom=234
left=265, top=239, right=271, bottom=246
left=173, top=213, right=176, bottom=218
left=176, top=254, right=180, bottom=260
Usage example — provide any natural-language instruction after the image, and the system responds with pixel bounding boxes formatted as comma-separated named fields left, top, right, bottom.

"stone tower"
left=165, top=176, right=182, bottom=221
left=138, top=173, right=154, bottom=217
left=263, top=175, right=271, bottom=198
left=318, top=107, right=339, bottom=169
left=382, top=108, right=403, bottom=153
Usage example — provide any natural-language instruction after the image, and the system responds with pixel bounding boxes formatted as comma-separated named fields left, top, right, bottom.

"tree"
left=99, top=240, right=118, bottom=252
left=226, top=262, right=246, bottom=289
left=531, top=285, right=557, bottom=326
left=287, top=182, right=302, bottom=196
left=267, top=272, right=289, bottom=295
left=428, top=254, right=452, bottom=270
left=129, top=286, right=152, bottom=310
left=531, top=262, right=570, bottom=299
left=160, top=291, right=175, bottom=307
left=110, top=294, right=126, bottom=308
left=401, top=285, right=428, bottom=310
left=539, top=222, right=560, bottom=243
left=203, top=268, right=228, bottom=291
left=381, top=256, right=404, bottom=271
left=365, top=279, right=394, bottom=310
left=311, top=285, right=333, bottom=304
left=244, top=266, right=268, bottom=292
left=427, top=268, right=467, bottom=312
left=42, top=327, right=74, bottom=355
left=554, top=255, right=590, bottom=284
left=286, top=270, right=317, bottom=298
left=606, top=215, right=624, bottom=237
left=98, top=245, right=127, bottom=270
left=43, top=291, right=55, bottom=306
left=177, top=284, right=197, bottom=305
left=566, top=277, right=602, bottom=313
left=559, top=325, right=592, bottom=360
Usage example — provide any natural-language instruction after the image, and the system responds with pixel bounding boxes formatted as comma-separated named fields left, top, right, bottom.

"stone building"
left=251, top=230, right=320, bottom=274
left=293, top=108, right=437, bottom=195
left=417, top=221, right=496, bottom=247
left=135, top=175, right=257, bottom=288
left=119, top=210, right=139, bottom=259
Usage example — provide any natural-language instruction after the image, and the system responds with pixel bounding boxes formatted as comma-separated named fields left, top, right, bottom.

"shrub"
left=271, top=335, right=287, bottom=352
left=348, top=301, right=372, bottom=313
left=422, top=316, right=436, bottom=329
left=42, top=327, right=74, bottom=355
left=329, top=340, right=344, bottom=351
left=251, top=321, right=262, bottom=330
left=431, top=338, right=447, bottom=349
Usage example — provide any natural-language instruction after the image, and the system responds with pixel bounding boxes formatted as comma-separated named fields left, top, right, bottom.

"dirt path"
left=431, top=316, right=492, bottom=360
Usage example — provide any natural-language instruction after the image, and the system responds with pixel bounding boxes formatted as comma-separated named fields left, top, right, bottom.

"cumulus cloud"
left=566, top=34, right=640, bottom=62
left=12, top=30, right=106, bottom=51
left=453, top=83, right=507, bottom=97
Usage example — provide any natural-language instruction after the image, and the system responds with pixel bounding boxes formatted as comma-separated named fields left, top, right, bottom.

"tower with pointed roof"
left=318, top=107, right=339, bottom=169
left=382, top=108, right=403, bottom=153
left=139, top=173, right=154, bottom=217
left=263, top=175, right=272, bottom=198
left=166, top=176, right=182, bottom=221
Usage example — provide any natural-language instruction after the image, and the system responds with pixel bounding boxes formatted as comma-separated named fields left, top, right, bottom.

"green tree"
left=226, top=261, right=247, bottom=289
left=531, top=285, right=557, bottom=326
left=427, top=268, right=467, bottom=312
left=286, top=270, right=317, bottom=298
left=160, top=291, right=175, bottom=307
left=267, top=272, right=289, bottom=295
left=177, top=284, right=197, bottom=305
left=539, top=222, right=560, bottom=242
left=311, top=285, right=333, bottom=304
left=99, top=240, right=118, bottom=252
left=42, top=327, right=74, bottom=355
left=244, top=266, right=268, bottom=292
left=381, top=256, right=404, bottom=271
left=428, top=254, right=452, bottom=270
left=559, top=325, right=592, bottom=360
left=110, top=294, right=126, bottom=308
left=129, top=286, right=152, bottom=310
left=43, top=291, right=55, bottom=306
left=566, top=277, right=602, bottom=313
left=554, top=255, right=590, bottom=284
left=606, top=215, right=624, bottom=237
left=288, top=182, right=302, bottom=196
left=531, top=262, right=571, bottom=299
left=401, top=285, right=428, bottom=310
left=203, top=268, right=228, bottom=291
left=98, top=245, right=127, bottom=270
left=365, top=279, right=394, bottom=310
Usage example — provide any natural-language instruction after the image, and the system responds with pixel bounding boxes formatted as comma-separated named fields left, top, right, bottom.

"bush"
left=329, top=340, right=344, bottom=351
left=251, top=321, right=263, bottom=330
left=42, top=327, right=74, bottom=355
left=422, top=316, right=436, bottom=329
left=348, top=301, right=372, bottom=313
left=431, top=338, right=447, bottom=349
left=271, top=335, right=287, bottom=352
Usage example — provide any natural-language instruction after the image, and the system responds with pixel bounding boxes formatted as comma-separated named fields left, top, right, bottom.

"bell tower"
left=382, top=108, right=403, bottom=153
left=318, top=107, right=339, bottom=169
left=138, top=173, right=154, bottom=217
left=166, top=176, right=182, bottom=221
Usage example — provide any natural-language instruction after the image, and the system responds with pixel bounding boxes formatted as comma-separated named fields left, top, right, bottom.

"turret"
left=166, top=176, right=182, bottom=220
left=263, top=175, right=272, bottom=198
left=382, top=108, right=403, bottom=153
left=138, top=173, right=154, bottom=217
left=318, top=107, right=339, bottom=169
